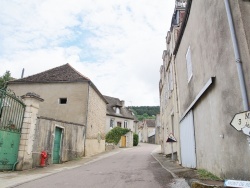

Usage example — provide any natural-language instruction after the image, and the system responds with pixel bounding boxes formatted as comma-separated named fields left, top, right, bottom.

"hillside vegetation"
left=129, top=106, right=160, bottom=121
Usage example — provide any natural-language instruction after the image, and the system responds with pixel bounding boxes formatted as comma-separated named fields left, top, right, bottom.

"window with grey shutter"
left=186, top=46, right=193, bottom=82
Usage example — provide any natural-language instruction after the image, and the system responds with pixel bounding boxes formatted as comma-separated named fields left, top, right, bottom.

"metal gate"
left=180, top=110, right=196, bottom=168
left=0, top=88, right=25, bottom=170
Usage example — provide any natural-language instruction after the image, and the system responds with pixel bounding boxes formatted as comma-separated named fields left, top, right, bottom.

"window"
left=124, top=121, right=128, bottom=128
left=186, top=46, right=193, bottom=82
left=116, top=107, right=120, bottom=114
left=164, top=83, right=168, bottom=106
left=169, top=63, right=174, bottom=91
left=110, top=118, right=114, bottom=128
left=166, top=63, right=174, bottom=99
left=59, top=98, right=67, bottom=104
left=117, top=122, right=122, bottom=127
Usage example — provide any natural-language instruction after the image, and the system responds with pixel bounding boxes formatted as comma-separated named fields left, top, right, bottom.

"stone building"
left=103, top=95, right=135, bottom=133
left=8, top=63, right=107, bottom=165
left=160, top=0, right=250, bottom=180
left=159, top=0, right=186, bottom=163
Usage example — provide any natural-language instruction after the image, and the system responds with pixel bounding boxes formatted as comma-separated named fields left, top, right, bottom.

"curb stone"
left=189, top=179, right=224, bottom=188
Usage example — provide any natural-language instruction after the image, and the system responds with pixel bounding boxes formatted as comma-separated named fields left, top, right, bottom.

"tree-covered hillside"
left=129, top=106, right=160, bottom=121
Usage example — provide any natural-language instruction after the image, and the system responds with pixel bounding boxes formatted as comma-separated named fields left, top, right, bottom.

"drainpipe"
left=224, top=0, right=249, bottom=111
left=84, top=82, right=90, bottom=156
left=12, top=160, right=19, bottom=171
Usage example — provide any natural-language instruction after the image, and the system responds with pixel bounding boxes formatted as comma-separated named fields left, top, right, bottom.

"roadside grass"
left=197, top=169, right=222, bottom=181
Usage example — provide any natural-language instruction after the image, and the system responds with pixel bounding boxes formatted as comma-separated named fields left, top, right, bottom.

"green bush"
left=133, top=133, right=139, bottom=146
left=105, top=127, right=130, bottom=144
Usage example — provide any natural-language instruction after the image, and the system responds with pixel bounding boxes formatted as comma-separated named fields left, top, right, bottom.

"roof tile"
left=104, top=95, right=134, bottom=120
left=9, top=63, right=90, bottom=83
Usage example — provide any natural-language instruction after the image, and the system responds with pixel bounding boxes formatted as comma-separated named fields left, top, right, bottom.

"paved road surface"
left=12, top=143, right=183, bottom=188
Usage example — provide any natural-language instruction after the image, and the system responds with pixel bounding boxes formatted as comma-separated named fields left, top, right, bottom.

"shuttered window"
left=186, top=46, right=193, bottom=82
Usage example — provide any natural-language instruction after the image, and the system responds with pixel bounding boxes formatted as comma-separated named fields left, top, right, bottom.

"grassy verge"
left=197, top=169, right=222, bottom=181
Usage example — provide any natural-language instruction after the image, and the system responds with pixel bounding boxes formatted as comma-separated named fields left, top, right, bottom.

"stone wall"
left=148, top=135, right=155, bottom=144
left=85, top=85, right=106, bottom=156
left=16, top=93, right=43, bottom=170
left=32, top=117, right=85, bottom=167
left=125, top=131, right=133, bottom=148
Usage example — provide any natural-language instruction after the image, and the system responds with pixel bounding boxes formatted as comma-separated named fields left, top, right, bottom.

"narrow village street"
left=1, top=143, right=189, bottom=188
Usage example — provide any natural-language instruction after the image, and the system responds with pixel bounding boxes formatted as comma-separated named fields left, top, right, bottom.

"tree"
left=129, top=106, right=160, bottom=120
left=0, top=71, right=11, bottom=89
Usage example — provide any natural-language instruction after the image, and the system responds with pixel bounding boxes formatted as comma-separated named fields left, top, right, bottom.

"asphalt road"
left=14, top=144, right=177, bottom=188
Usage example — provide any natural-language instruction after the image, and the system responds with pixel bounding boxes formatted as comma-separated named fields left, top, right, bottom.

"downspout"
left=84, top=81, right=90, bottom=156
left=224, top=0, right=249, bottom=111
left=12, top=160, right=19, bottom=171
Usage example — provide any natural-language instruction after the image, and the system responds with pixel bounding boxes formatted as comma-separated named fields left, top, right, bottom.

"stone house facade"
left=155, top=114, right=161, bottom=145
left=103, top=95, right=135, bottom=134
left=159, top=0, right=185, bottom=162
left=139, top=119, right=155, bottom=143
left=160, top=0, right=250, bottom=180
left=8, top=64, right=107, bottom=162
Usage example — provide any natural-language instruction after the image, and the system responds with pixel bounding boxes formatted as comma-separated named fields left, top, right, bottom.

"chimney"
left=121, top=100, right=125, bottom=107
left=21, top=68, right=24, bottom=78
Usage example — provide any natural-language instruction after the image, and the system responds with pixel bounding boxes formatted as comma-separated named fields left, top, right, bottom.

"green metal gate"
left=0, top=88, right=25, bottom=170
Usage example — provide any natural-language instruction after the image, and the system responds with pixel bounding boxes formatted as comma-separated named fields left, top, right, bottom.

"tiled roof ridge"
left=103, top=95, right=123, bottom=107
left=9, top=63, right=90, bottom=83
left=66, top=63, right=90, bottom=80
left=103, top=95, right=120, bottom=101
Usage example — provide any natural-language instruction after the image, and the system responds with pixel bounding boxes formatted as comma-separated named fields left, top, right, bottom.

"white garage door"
left=180, top=110, right=196, bottom=168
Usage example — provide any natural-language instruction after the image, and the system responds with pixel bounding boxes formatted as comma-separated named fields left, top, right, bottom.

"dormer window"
left=116, top=107, right=120, bottom=114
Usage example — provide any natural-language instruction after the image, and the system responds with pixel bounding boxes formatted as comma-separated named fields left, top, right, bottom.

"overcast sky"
left=0, top=0, right=175, bottom=106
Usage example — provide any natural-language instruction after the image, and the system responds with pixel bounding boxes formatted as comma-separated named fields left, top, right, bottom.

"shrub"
left=133, top=133, right=139, bottom=146
left=105, top=127, right=130, bottom=144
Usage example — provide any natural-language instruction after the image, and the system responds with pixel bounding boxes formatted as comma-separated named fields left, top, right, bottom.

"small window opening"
left=124, top=121, right=128, bottom=128
left=59, top=98, right=67, bottom=104
left=116, top=107, right=120, bottom=114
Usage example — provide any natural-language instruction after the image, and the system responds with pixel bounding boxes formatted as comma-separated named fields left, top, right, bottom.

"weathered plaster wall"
left=175, top=0, right=250, bottom=179
left=142, top=124, right=148, bottom=143
left=125, top=131, right=133, bottom=148
left=32, top=117, right=85, bottom=167
left=84, top=139, right=105, bottom=157
left=160, top=39, right=180, bottom=162
left=235, top=0, right=250, bottom=99
left=155, top=115, right=161, bottom=145
left=8, top=82, right=88, bottom=125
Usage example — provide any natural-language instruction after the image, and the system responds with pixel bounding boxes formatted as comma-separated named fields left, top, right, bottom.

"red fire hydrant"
left=40, top=151, right=47, bottom=167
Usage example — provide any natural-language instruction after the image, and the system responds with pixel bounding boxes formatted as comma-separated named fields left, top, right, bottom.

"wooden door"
left=53, top=127, right=62, bottom=164
left=121, top=136, right=126, bottom=148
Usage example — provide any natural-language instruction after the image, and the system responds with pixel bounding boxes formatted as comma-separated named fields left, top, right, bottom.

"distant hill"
left=129, top=106, right=160, bottom=121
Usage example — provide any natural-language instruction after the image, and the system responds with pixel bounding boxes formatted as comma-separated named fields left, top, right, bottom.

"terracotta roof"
left=145, top=119, right=155, bottom=127
left=103, top=95, right=134, bottom=120
left=9, top=63, right=90, bottom=83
